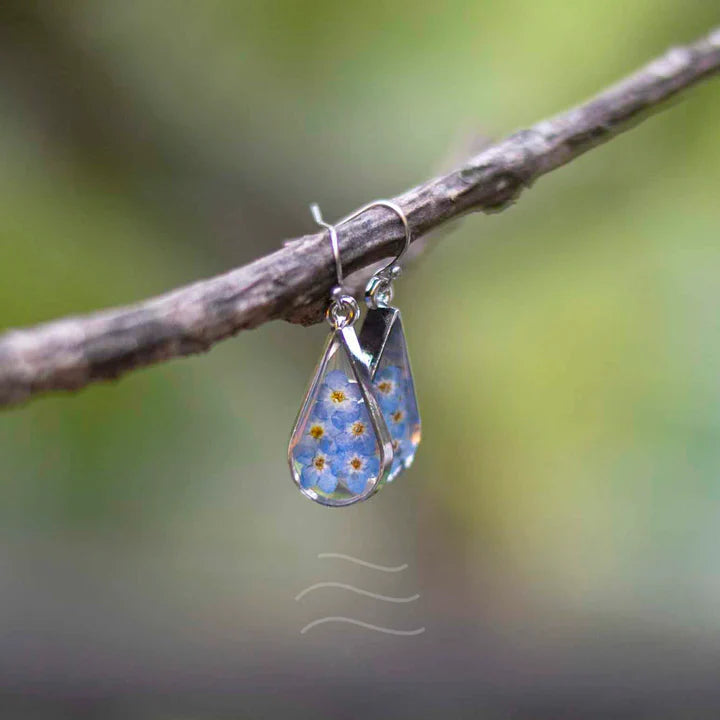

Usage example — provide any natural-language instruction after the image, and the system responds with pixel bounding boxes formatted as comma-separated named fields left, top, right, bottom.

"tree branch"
left=2, top=27, right=720, bottom=409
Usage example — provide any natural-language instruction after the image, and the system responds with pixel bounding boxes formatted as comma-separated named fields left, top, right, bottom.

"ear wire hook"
left=337, top=200, right=411, bottom=308
left=337, top=200, right=411, bottom=280
left=310, top=203, right=344, bottom=288
left=309, top=203, right=359, bottom=328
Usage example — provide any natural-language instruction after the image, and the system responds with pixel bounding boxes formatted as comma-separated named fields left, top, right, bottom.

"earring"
left=339, top=201, right=421, bottom=485
left=288, top=204, right=394, bottom=507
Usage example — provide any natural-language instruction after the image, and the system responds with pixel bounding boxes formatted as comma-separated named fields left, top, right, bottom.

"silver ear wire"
left=336, top=200, right=411, bottom=309
left=310, top=203, right=359, bottom=328
left=310, top=203, right=344, bottom=289
left=311, top=198, right=412, bottom=312
left=337, top=200, right=411, bottom=280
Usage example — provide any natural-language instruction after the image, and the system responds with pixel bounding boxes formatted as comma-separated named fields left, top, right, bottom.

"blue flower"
left=374, top=366, right=403, bottom=411
left=332, top=412, right=377, bottom=455
left=315, top=369, right=362, bottom=421
left=300, top=448, right=338, bottom=494
left=332, top=450, right=380, bottom=494
left=294, top=415, right=337, bottom=459
left=386, top=405, right=409, bottom=442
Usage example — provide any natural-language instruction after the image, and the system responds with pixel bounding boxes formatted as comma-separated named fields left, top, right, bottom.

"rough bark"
left=1, top=27, right=720, bottom=409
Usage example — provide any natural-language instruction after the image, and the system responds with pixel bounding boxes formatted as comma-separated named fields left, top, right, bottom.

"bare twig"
left=1, top=28, right=719, bottom=409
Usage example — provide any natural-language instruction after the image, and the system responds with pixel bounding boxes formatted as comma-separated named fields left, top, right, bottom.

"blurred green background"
left=2, top=2, right=720, bottom=718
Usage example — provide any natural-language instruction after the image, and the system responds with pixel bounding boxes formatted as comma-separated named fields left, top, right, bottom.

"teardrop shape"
left=359, top=308, right=421, bottom=483
left=288, top=327, right=393, bottom=507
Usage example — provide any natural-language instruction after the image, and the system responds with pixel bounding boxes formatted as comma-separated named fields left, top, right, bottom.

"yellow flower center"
left=309, top=424, right=324, bottom=439
left=330, top=390, right=347, bottom=404
left=392, top=410, right=404, bottom=423
left=314, top=457, right=325, bottom=470
left=351, top=422, right=365, bottom=436
left=377, top=381, right=392, bottom=395
left=350, top=457, right=362, bottom=470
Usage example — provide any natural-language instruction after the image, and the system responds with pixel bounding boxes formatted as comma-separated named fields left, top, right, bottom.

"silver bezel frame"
left=359, top=305, right=401, bottom=377
left=358, top=304, right=422, bottom=483
left=288, top=326, right=394, bottom=507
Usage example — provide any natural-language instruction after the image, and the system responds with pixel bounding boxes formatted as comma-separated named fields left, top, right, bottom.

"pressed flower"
left=374, top=365, right=403, bottom=411
left=300, top=449, right=338, bottom=494
left=332, top=450, right=381, bottom=495
left=315, top=369, right=362, bottom=420
left=332, top=412, right=376, bottom=455
left=386, top=405, right=408, bottom=440
left=295, top=415, right=336, bottom=458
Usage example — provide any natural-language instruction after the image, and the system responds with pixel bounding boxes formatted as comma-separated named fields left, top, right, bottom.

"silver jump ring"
left=365, top=275, right=394, bottom=309
left=326, top=294, right=359, bottom=329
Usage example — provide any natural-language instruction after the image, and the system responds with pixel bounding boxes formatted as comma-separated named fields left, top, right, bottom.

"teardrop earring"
left=287, top=204, right=394, bottom=507
left=338, top=201, right=421, bottom=486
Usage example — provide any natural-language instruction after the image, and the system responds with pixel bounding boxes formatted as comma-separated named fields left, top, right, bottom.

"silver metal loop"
left=326, top=294, right=359, bottom=329
left=310, top=203, right=344, bottom=288
left=337, top=199, right=412, bottom=280
left=365, top=275, right=394, bottom=310
left=310, top=199, right=411, bottom=314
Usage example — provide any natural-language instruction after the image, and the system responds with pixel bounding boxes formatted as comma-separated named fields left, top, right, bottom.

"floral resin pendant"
left=288, top=325, right=394, bottom=507
left=359, top=304, right=421, bottom=483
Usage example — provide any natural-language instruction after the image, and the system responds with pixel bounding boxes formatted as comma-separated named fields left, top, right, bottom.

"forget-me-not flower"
left=332, top=450, right=380, bottom=495
left=374, top=366, right=403, bottom=411
left=386, top=405, right=408, bottom=442
left=315, top=370, right=362, bottom=420
left=332, top=412, right=376, bottom=455
left=300, top=449, right=338, bottom=494
left=295, top=415, right=336, bottom=458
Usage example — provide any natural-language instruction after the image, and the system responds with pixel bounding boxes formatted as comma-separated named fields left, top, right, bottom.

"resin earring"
left=288, top=204, right=394, bottom=507
left=338, top=201, right=421, bottom=485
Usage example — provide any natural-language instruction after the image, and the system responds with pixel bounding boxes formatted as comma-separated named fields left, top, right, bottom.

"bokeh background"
left=1, top=2, right=720, bottom=718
